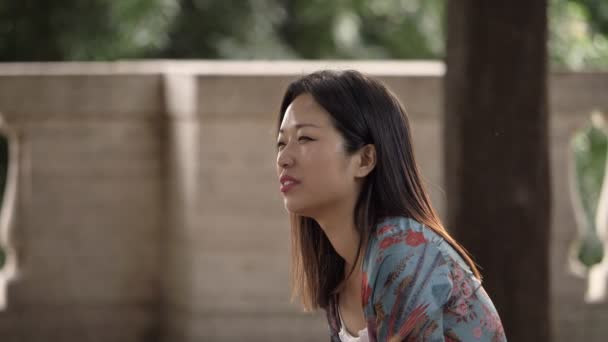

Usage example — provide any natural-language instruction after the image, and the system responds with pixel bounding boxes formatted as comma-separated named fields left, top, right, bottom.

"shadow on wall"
left=0, top=112, right=19, bottom=310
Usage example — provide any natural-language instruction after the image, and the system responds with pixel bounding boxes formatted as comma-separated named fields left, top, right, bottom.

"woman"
left=275, top=70, right=506, bottom=342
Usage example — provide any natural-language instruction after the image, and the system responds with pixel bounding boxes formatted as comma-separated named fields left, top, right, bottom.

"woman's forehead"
left=281, top=94, right=330, bottom=129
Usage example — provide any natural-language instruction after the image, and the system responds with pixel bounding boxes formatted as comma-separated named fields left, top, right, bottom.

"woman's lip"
left=279, top=175, right=300, bottom=184
left=280, top=182, right=299, bottom=193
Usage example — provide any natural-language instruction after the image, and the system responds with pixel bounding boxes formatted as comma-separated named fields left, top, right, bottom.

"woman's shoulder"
left=370, top=215, right=445, bottom=253
left=372, top=216, right=440, bottom=244
left=367, top=216, right=475, bottom=278
left=364, top=217, right=506, bottom=340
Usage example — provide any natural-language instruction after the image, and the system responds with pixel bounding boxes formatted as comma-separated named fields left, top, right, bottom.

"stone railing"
left=0, top=61, right=605, bottom=341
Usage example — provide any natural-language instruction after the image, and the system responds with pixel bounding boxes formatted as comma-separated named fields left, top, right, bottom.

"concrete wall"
left=0, top=72, right=165, bottom=341
left=0, top=61, right=605, bottom=341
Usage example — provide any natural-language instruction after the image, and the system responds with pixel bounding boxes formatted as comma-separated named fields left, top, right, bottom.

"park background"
left=0, top=0, right=607, bottom=341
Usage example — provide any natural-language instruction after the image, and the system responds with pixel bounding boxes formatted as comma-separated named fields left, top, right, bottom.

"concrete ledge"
left=0, top=60, right=445, bottom=76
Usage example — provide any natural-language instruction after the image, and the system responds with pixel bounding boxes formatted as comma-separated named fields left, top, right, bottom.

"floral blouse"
left=325, top=216, right=507, bottom=342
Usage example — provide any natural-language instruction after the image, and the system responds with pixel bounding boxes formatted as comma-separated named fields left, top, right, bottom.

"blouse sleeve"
left=372, top=237, right=453, bottom=341
left=370, top=231, right=507, bottom=341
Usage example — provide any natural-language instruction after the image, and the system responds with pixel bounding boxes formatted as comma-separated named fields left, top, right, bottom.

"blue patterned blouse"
left=325, top=216, right=507, bottom=342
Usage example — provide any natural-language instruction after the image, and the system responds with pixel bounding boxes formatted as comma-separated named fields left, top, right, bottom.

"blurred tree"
left=353, top=0, right=444, bottom=58
left=572, top=0, right=608, bottom=36
left=277, top=0, right=345, bottom=58
left=549, top=0, right=608, bottom=69
left=0, top=0, right=606, bottom=67
left=445, top=1, right=551, bottom=341
left=275, top=0, right=444, bottom=59
left=0, top=0, right=178, bottom=61
left=159, top=0, right=295, bottom=58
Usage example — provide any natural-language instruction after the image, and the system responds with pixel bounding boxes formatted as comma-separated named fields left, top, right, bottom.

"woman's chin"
left=283, top=200, right=313, bottom=216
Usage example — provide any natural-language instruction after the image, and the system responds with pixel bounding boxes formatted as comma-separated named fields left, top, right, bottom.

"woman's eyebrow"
left=278, top=123, right=320, bottom=134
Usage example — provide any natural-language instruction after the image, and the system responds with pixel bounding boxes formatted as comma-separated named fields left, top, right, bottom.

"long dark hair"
left=277, top=70, right=480, bottom=311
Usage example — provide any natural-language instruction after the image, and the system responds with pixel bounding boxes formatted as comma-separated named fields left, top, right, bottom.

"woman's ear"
left=355, top=144, right=376, bottom=178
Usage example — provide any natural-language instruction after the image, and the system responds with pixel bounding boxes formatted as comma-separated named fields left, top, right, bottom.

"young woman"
left=275, top=70, right=506, bottom=342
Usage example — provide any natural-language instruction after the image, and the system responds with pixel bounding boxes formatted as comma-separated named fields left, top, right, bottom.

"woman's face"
left=276, top=94, right=361, bottom=216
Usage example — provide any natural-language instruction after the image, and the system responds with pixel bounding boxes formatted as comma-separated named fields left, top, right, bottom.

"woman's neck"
left=313, top=202, right=361, bottom=271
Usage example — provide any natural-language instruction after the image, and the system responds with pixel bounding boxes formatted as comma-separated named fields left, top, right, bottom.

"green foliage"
left=571, top=0, right=608, bottom=36
left=167, top=0, right=605, bottom=68
left=549, top=0, right=608, bottom=69
left=276, top=0, right=346, bottom=59
left=159, top=0, right=295, bottom=58
left=570, top=114, right=607, bottom=267
left=353, top=0, right=444, bottom=59
left=0, top=0, right=178, bottom=61
left=1, top=1, right=607, bottom=66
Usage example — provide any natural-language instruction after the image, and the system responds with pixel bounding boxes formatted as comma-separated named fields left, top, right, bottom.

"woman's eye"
left=276, top=141, right=285, bottom=149
left=298, top=136, right=313, bottom=142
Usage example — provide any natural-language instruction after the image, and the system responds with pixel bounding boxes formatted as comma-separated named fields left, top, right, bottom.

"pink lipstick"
left=279, top=175, right=301, bottom=193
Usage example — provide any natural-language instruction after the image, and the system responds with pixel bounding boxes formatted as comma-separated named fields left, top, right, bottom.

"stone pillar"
left=0, top=113, right=19, bottom=310
left=160, top=74, right=200, bottom=342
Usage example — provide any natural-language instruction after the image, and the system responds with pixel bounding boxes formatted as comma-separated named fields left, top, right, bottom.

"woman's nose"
left=277, top=149, right=294, bottom=169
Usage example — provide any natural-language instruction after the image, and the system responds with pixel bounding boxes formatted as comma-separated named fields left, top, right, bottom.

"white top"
left=338, top=304, right=369, bottom=342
